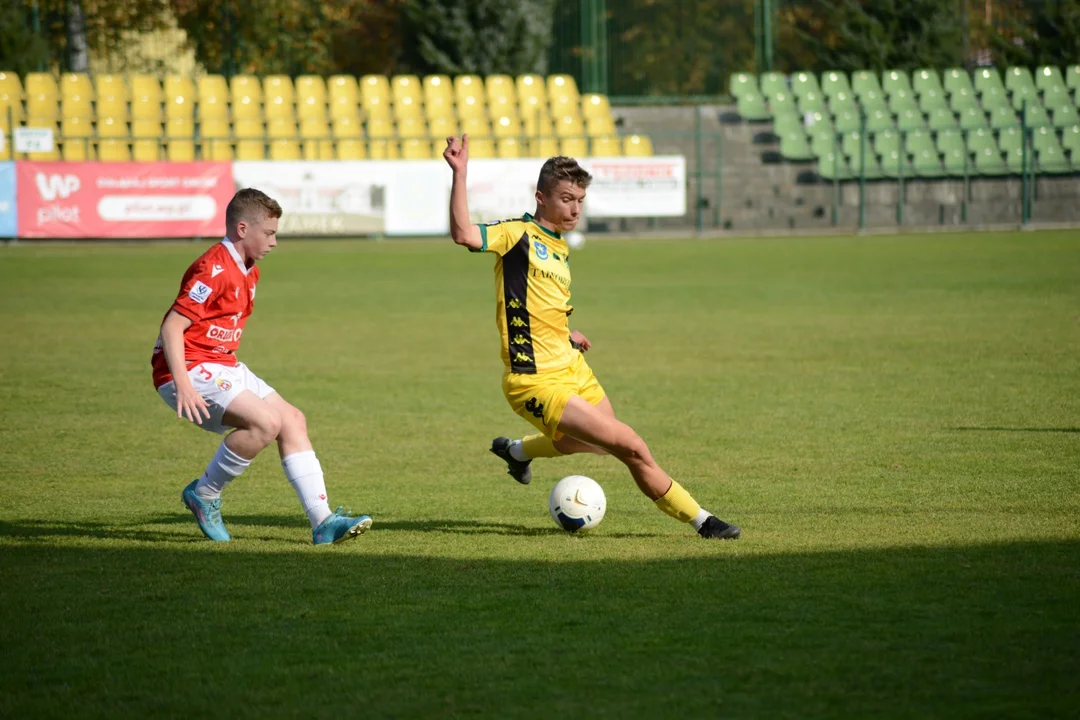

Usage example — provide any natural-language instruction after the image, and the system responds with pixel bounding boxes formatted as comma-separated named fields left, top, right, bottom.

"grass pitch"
left=1, top=230, right=1078, bottom=718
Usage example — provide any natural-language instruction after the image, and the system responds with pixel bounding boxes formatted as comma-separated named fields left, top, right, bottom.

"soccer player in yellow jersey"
left=444, top=135, right=740, bottom=540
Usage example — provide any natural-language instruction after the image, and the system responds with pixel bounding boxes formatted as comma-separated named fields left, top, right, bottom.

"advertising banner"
left=16, top=162, right=232, bottom=238
left=0, top=162, right=15, bottom=237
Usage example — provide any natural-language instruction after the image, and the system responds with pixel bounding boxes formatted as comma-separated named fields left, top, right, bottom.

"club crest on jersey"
left=216, top=378, right=232, bottom=391
left=188, top=281, right=212, bottom=304
left=534, top=241, right=549, bottom=260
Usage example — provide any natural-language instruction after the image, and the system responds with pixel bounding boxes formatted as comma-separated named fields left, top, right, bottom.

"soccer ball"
left=548, top=475, right=606, bottom=532
left=565, top=230, right=586, bottom=250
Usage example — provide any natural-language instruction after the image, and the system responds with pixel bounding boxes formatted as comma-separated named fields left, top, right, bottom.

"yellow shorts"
left=502, top=352, right=606, bottom=440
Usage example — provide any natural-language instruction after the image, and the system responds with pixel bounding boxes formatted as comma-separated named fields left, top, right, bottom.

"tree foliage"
left=985, top=0, right=1080, bottom=69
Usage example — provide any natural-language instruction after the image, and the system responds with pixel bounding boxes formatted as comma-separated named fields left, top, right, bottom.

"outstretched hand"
left=570, top=330, right=592, bottom=352
left=444, top=134, right=469, bottom=172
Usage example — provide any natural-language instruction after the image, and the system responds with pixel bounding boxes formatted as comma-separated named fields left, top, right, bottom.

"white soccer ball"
left=565, top=230, right=586, bottom=250
left=548, top=475, right=606, bottom=532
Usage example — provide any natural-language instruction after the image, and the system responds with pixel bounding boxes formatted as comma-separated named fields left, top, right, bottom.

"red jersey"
left=151, top=239, right=260, bottom=388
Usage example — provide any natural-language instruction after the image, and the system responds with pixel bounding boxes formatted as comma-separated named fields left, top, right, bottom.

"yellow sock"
left=653, top=480, right=702, bottom=523
left=521, top=434, right=563, bottom=459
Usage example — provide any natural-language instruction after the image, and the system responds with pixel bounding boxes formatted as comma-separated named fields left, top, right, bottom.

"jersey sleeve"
left=472, top=220, right=520, bottom=256
left=170, top=259, right=222, bottom=322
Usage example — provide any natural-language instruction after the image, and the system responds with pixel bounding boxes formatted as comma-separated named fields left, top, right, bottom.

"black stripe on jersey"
left=503, top=231, right=536, bottom=374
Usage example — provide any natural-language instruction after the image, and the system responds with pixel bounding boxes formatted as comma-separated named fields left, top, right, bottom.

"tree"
left=984, top=0, right=1080, bottom=69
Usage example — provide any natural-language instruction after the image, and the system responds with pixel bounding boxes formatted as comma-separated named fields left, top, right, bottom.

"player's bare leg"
left=556, top=396, right=740, bottom=539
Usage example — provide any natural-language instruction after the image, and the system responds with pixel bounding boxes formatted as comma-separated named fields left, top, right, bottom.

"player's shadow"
left=0, top=518, right=199, bottom=544
left=366, top=519, right=566, bottom=537
left=950, top=426, right=1080, bottom=433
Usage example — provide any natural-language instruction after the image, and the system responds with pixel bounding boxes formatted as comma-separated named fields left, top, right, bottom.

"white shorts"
left=157, top=361, right=276, bottom=435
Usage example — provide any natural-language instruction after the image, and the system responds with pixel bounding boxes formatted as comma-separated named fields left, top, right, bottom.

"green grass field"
left=1, top=230, right=1078, bottom=719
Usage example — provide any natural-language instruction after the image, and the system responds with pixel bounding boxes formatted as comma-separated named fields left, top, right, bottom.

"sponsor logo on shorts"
left=206, top=324, right=243, bottom=342
left=188, top=281, right=212, bottom=304
left=216, top=378, right=233, bottom=391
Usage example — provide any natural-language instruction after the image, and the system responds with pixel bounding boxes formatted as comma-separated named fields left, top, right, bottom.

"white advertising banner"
left=232, top=156, right=685, bottom=237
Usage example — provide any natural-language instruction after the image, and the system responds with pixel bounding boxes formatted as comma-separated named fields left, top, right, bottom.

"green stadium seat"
left=989, top=105, right=1019, bottom=129
left=874, top=129, right=900, bottom=156
left=834, top=109, right=860, bottom=133
left=1024, top=103, right=1051, bottom=128
left=943, top=68, right=974, bottom=96
left=810, top=126, right=837, bottom=157
left=949, top=86, right=979, bottom=113
left=936, top=128, right=964, bottom=151
left=817, top=151, right=851, bottom=180
left=913, top=69, right=943, bottom=96
left=1041, top=84, right=1069, bottom=109
left=770, top=91, right=796, bottom=117
left=851, top=70, right=881, bottom=98
left=919, top=90, right=949, bottom=114
left=821, top=71, right=850, bottom=97
left=905, top=129, right=935, bottom=154
left=966, top=128, right=997, bottom=154
left=980, top=86, right=1009, bottom=111
left=859, top=89, right=889, bottom=113
left=828, top=90, right=858, bottom=116
left=804, top=111, right=833, bottom=133
left=841, top=130, right=864, bottom=158
left=958, top=106, right=988, bottom=130
left=780, top=130, right=815, bottom=161
left=729, top=72, right=758, bottom=98
left=737, top=92, right=771, bottom=121
left=974, top=67, right=1005, bottom=95
left=912, top=148, right=943, bottom=177
left=1061, top=124, right=1080, bottom=154
left=866, top=108, right=894, bottom=132
left=791, top=71, right=821, bottom=98
left=882, top=70, right=912, bottom=96
left=998, top=126, right=1022, bottom=152
left=1067, top=66, right=1080, bottom=91
left=942, top=147, right=970, bottom=176
left=773, top=113, right=803, bottom=136
left=1037, top=144, right=1071, bottom=174
left=760, top=72, right=787, bottom=97
left=1032, top=126, right=1060, bottom=153
left=1035, top=66, right=1066, bottom=93
left=797, top=91, right=828, bottom=115
left=848, top=146, right=883, bottom=178
left=1010, top=84, right=1038, bottom=111
left=879, top=149, right=914, bottom=179
left=888, top=88, right=917, bottom=114
left=927, top=107, right=956, bottom=131
left=974, top=146, right=1007, bottom=175
left=897, top=108, right=926, bottom=131
left=1004, top=146, right=1032, bottom=175
left=1005, top=67, right=1035, bottom=93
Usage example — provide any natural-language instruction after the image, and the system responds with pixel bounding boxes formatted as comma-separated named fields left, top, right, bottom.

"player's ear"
left=534, top=188, right=545, bottom=208
left=235, top=220, right=247, bottom=239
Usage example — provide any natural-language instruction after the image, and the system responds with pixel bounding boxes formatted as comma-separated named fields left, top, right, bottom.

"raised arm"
left=443, top=135, right=483, bottom=250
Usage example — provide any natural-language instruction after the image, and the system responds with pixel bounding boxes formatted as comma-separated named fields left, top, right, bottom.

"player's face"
left=536, top=180, right=586, bottom=232
left=241, top=216, right=279, bottom=261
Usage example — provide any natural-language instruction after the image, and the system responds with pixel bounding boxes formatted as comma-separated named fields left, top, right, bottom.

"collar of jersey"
left=221, top=237, right=252, bottom=276
left=522, top=213, right=561, bottom=240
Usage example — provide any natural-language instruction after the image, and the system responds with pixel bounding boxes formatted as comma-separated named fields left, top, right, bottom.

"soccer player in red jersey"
left=151, top=188, right=371, bottom=544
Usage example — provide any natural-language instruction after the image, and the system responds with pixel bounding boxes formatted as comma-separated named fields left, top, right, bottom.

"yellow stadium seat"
left=167, top=116, right=194, bottom=138
left=586, top=114, right=616, bottom=136
left=554, top=114, right=584, bottom=137
left=97, top=94, right=128, bottom=122
left=300, top=118, right=330, bottom=139
left=269, top=139, right=300, bottom=160
left=423, top=75, right=453, bottom=110
left=300, top=119, right=332, bottom=160
left=61, top=117, right=94, bottom=160
left=548, top=74, right=579, bottom=102
left=132, top=119, right=162, bottom=161
left=367, top=117, right=394, bottom=139
left=454, top=75, right=484, bottom=106
left=468, top=137, right=495, bottom=158
left=265, top=95, right=295, bottom=121
left=232, top=94, right=261, bottom=120
left=486, top=75, right=516, bottom=104
left=98, top=140, right=131, bottom=162
left=0, top=71, right=23, bottom=98
left=428, top=116, right=455, bottom=139
left=489, top=94, right=517, bottom=119
left=560, top=137, right=588, bottom=157
left=198, top=93, right=228, bottom=120
left=26, top=72, right=58, bottom=97
left=131, top=96, right=162, bottom=122
left=332, top=116, right=363, bottom=138
left=396, top=116, right=427, bottom=140
left=329, top=94, right=360, bottom=121
left=131, top=75, right=162, bottom=103
left=264, top=75, right=295, bottom=105
left=167, top=139, right=196, bottom=161
left=234, top=118, right=262, bottom=137
left=165, top=75, right=194, bottom=100
left=61, top=73, right=93, bottom=99
left=550, top=93, right=579, bottom=119
left=529, top=136, right=560, bottom=158
left=457, top=94, right=485, bottom=120
left=360, top=75, right=390, bottom=106
left=230, top=75, right=262, bottom=105
left=295, top=75, right=326, bottom=104
left=623, top=134, right=653, bottom=156
left=393, top=94, right=422, bottom=121
left=200, top=118, right=233, bottom=161
left=328, top=75, right=358, bottom=102
left=400, top=137, right=433, bottom=159
left=235, top=121, right=265, bottom=159
left=362, top=94, right=392, bottom=122
left=27, top=93, right=59, bottom=122
left=165, top=93, right=194, bottom=121
left=520, top=96, right=549, bottom=126
left=61, top=93, right=92, bottom=119
left=367, top=139, right=399, bottom=160
left=461, top=116, right=490, bottom=138
left=591, top=136, right=622, bottom=156
left=336, top=139, right=366, bottom=160
left=27, top=146, right=61, bottom=161
left=492, top=115, right=521, bottom=138
left=267, top=118, right=297, bottom=139
left=582, top=93, right=611, bottom=119
left=97, top=116, right=127, bottom=138
left=297, top=95, right=326, bottom=122
left=95, top=74, right=127, bottom=103
left=0, top=99, right=22, bottom=134
left=198, top=74, right=228, bottom=102
left=497, top=137, right=523, bottom=158
left=391, top=75, right=422, bottom=107
left=517, top=74, right=547, bottom=105
left=424, top=92, right=454, bottom=121
left=235, top=143, right=265, bottom=160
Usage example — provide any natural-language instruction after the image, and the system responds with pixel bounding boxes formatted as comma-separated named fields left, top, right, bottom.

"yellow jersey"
left=472, top=213, right=576, bottom=374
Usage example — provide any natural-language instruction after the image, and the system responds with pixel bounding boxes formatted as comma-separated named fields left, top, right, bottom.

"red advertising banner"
left=16, top=162, right=233, bottom=238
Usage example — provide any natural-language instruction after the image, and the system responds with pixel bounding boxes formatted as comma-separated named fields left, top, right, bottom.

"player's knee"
left=256, top=408, right=283, bottom=442
left=612, top=429, right=651, bottom=467
left=281, top=405, right=307, bottom=436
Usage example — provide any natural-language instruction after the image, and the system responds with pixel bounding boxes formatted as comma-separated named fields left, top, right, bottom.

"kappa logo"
left=523, top=397, right=545, bottom=419
left=211, top=264, right=225, bottom=278
left=512, top=334, right=531, bottom=345
left=534, top=241, right=549, bottom=260
left=510, top=317, right=527, bottom=328
left=34, top=173, right=80, bottom=201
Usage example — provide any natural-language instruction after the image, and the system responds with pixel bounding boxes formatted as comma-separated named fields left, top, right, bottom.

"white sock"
left=195, top=441, right=251, bottom=499
left=508, top=439, right=530, bottom=462
left=282, top=450, right=333, bottom=529
left=690, top=508, right=713, bottom=531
